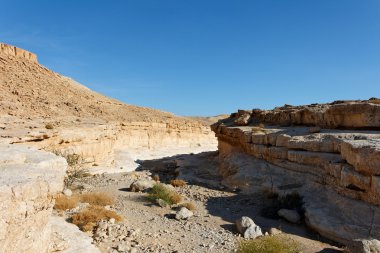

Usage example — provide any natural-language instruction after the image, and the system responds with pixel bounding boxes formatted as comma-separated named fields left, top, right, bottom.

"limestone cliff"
left=0, top=145, right=67, bottom=253
left=212, top=100, right=380, bottom=244
left=0, top=43, right=38, bottom=63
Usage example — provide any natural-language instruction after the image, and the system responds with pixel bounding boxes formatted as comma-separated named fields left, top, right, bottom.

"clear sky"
left=1, top=0, right=379, bottom=116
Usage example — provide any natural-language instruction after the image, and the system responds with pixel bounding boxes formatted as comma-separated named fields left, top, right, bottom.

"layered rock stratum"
left=211, top=100, right=380, bottom=245
left=0, top=43, right=217, bottom=252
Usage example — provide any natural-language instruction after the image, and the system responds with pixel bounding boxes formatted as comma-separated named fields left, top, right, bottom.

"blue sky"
left=1, top=0, right=379, bottom=116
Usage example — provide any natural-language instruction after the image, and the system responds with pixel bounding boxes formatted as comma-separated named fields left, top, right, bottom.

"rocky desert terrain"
left=0, top=43, right=379, bottom=253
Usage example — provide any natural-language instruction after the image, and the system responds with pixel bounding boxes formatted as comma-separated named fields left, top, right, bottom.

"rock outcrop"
left=212, top=99, right=380, bottom=245
left=0, top=144, right=67, bottom=253
left=0, top=43, right=38, bottom=63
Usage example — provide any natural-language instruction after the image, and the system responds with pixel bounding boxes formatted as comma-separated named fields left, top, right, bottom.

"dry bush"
left=181, top=202, right=196, bottom=211
left=79, top=192, right=114, bottom=206
left=45, top=123, right=54, bottom=129
left=71, top=205, right=123, bottom=231
left=147, top=184, right=182, bottom=205
left=237, top=236, right=299, bottom=253
left=152, top=174, right=160, bottom=182
left=170, top=179, right=187, bottom=187
left=54, top=195, right=79, bottom=210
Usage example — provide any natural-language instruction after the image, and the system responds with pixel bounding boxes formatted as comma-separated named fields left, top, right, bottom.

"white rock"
left=235, top=216, right=255, bottom=234
left=130, top=179, right=155, bottom=192
left=268, top=227, right=282, bottom=235
left=278, top=209, right=301, bottom=223
left=235, top=216, right=263, bottom=239
left=348, top=239, right=380, bottom=253
left=63, top=188, right=72, bottom=197
left=175, top=207, right=193, bottom=220
left=244, top=225, right=263, bottom=239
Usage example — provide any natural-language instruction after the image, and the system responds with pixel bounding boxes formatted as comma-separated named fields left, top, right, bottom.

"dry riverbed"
left=56, top=152, right=344, bottom=253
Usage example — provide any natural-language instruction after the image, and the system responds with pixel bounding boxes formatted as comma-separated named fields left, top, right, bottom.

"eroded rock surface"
left=0, top=144, right=67, bottom=253
left=212, top=100, right=380, bottom=244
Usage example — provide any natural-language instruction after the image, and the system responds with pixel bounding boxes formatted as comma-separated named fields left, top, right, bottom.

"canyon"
left=0, top=43, right=379, bottom=253
left=0, top=44, right=216, bottom=253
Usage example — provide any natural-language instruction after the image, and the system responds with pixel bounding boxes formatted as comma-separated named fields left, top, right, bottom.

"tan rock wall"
left=213, top=124, right=380, bottom=206
left=0, top=145, right=67, bottom=253
left=0, top=43, right=38, bottom=63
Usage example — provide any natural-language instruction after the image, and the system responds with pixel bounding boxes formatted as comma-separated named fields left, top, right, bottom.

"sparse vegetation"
left=170, top=179, right=187, bottom=187
left=80, top=192, right=114, bottom=206
left=48, top=149, right=90, bottom=187
left=180, top=202, right=196, bottom=211
left=147, top=184, right=182, bottom=205
left=71, top=205, right=123, bottom=232
left=237, top=236, right=300, bottom=253
left=54, top=195, right=79, bottom=210
left=45, top=123, right=54, bottom=129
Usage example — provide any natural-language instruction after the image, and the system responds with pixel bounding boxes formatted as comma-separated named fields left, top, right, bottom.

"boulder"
left=347, top=239, right=380, bottom=253
left=175, top=207, right=193, bottom=220
left=235, top=216, right=263, bottom=239
left=63, top=188, right=73, bottom=197
left=130, top=179, right=155, bottom=192
left=278, top=209, right=301, bottom=224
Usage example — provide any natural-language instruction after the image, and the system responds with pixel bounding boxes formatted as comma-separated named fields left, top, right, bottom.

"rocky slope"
left=0, top=43, right=217, bottom=252
left=211, top=100, right=380, bottom=245
left=0, top=43, right=217, bottom=171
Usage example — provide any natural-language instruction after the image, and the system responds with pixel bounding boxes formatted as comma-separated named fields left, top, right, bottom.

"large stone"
left=278, top=209, right=301, bottom=224
left=175, top=207, right=193, bottom=220
left=235, top=216, right=263, bottom=239
left=130, top=179, right=155, bottom=192
left=347, top=239, right=380, bottom=253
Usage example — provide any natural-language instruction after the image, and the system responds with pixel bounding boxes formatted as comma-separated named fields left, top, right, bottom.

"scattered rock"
left=175, top=207, right=193, bottom=220
left=347, top=239, right=380, bottom=253
left=156, top=198, right=169, bottom=208
left=63, top=188, right=72, bottom=197
left=234, top=114, right=251, bottom=126
left=268, top=227, right=282, bottom=235
left=278, top=209, right=301, bottom=223
left=130, top=179, right=155, bottom=192
left=235, top=216, right=263, bottom=239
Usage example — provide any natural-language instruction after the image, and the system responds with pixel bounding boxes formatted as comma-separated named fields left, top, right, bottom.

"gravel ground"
left=66, top=152, right=344, bottom=253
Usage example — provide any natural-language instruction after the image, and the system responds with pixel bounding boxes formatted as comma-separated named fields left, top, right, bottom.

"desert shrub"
left=80, top=192, right=114, bottom=206
left=170, top=179, right=187, bottom=187
left=54, top=195, right=79, bottom=210
left=181, top=202, right=196, bottom=211
left=71, top=205, right=123, bottom=232
left=237, top=236, right=300, bottom=253
left=152, top=174, right=160, bottom=182
left=45, top=123, right=54, bottom=129
left=64, top=168, right=91, bottom=187
left=147, top=184, right=182, bottom=205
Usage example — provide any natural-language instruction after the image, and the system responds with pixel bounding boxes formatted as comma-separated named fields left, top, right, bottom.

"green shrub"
left=237, top=236, right=300, bottom=253
left=147, top=184, right=182, bottom=205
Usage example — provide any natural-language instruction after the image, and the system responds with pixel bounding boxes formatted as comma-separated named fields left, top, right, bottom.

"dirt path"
left=72, top=152, right=344, bottom=253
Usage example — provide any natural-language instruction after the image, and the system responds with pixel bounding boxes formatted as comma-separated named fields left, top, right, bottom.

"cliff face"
left=0, top=145, right=67, bottom=253
left=211, top=100, right=380, bottom=244
left=0, top=43, right=38, bottom=63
